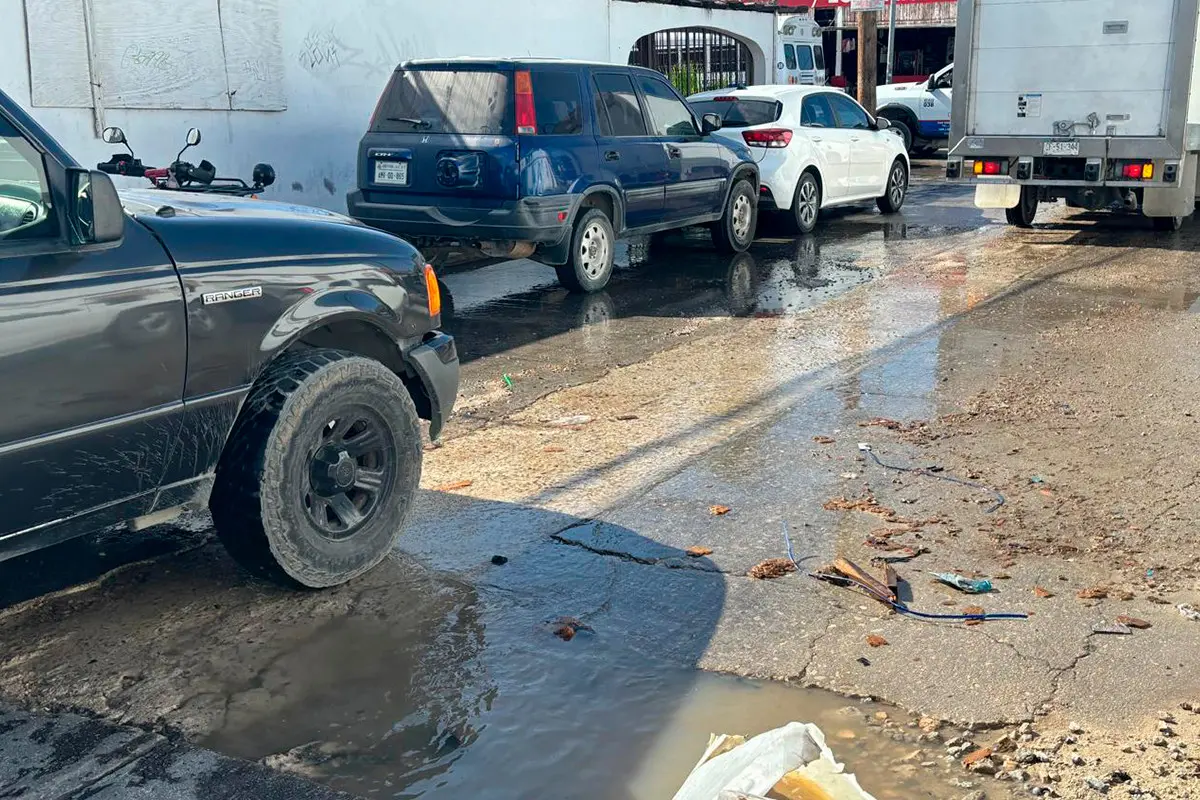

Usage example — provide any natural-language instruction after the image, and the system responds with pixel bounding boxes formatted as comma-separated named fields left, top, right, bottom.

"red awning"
left=769, top=0, right=953, bottom=7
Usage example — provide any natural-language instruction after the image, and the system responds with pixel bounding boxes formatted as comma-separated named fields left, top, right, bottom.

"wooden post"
left=856, top=10, right=878, bottom=114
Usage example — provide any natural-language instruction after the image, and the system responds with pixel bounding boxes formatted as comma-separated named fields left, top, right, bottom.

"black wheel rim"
left=305, top=407, right=394, bottom=540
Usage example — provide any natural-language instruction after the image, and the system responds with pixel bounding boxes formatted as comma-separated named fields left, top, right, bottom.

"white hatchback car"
left=688, top=86, right=909, bottom=234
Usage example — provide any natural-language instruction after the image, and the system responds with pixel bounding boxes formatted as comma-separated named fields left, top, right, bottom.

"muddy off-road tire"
left=712, top=178, right=757, bottom=253
left=210, top=348, right=422, bottom=588
left=556, top=208, right=615, bottom=293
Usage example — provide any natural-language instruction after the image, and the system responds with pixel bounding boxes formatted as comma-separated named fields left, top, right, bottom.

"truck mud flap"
left=974, top=184, right=1021, bottom=209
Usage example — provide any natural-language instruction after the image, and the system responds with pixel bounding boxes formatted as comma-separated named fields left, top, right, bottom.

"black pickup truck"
left=0, top=88, right=458, bottom=588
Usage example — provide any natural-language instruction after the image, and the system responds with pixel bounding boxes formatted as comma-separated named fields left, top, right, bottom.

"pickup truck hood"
left=118, top=188, right=424, bottom=272
left=876, top=82, right=923, bottom=99
left=118, top=189, right=361, bottom=225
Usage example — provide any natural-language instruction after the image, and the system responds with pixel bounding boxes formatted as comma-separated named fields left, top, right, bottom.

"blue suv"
left=347, top=59, right=760, bottom=292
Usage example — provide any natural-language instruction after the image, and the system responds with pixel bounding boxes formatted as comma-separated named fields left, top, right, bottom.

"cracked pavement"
left=4, top=167, right=1200, bottom=798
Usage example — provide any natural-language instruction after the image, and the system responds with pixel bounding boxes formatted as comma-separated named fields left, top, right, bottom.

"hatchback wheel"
left=556, top=209, right=615, bottom=293
left=712, top=179, right=757, bottom=253
left=876, top=159, right=908, bottom=214
left=790, top=172, right=822, bottom=235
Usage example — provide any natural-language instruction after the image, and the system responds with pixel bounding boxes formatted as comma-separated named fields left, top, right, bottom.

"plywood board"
left=25, top=0, right=94, bottom=108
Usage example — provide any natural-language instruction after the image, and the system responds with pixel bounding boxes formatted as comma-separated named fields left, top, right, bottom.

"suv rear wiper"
left=387, top=117, right=431, bottom=129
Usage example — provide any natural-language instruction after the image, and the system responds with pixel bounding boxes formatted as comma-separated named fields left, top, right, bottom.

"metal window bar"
left=629, top=28, right=754, bottom=97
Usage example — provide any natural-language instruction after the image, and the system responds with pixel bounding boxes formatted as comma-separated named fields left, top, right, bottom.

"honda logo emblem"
left=421, top=136, right=430, bottom=144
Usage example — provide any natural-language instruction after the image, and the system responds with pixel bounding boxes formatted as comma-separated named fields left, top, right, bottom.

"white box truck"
left=945, top=0, right=1200, bottom=230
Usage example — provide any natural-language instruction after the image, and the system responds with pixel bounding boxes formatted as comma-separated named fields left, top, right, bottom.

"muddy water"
left=194, top=551, right=1006, bottom=800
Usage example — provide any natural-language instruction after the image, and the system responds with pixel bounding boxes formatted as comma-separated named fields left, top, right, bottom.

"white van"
left=775, top=15, right=826, bottom=86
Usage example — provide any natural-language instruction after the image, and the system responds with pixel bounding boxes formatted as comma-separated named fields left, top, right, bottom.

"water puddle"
left=194, top=553, right=1009, bottom=800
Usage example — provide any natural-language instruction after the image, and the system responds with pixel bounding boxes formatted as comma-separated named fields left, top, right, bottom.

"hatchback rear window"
left=689, top=98, right=782, bottom=128
left=372, top=69, right=512, bottom=134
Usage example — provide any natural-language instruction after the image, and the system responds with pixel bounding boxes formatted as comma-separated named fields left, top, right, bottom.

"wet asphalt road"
left=0, top=158, right=1095, bottom=799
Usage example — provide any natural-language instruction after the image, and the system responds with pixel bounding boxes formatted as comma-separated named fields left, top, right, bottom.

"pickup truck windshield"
left=372, top=69, right=513, bottom=135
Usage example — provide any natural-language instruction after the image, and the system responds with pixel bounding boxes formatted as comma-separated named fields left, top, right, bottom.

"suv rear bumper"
left=401, top=332, right=459, bottom=440
left=348, top=191, right=575, bottom=246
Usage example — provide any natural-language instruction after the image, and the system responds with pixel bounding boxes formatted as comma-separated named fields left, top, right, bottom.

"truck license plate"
left=1043, top=140, right=1079, bottom=156
left=374, top=160, right=409, bottom=185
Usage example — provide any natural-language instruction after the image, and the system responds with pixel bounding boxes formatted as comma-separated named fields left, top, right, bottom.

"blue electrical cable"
left=782, top=521, right=1028, bottom=623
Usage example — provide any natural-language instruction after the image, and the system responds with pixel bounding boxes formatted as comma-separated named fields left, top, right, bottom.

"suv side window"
left=0, top=117, right=57, bottom=242
left=827, top=92, right=872, bottom=130
left=800, top=94, right=836, bottom=128
left=532, top=70, right=583, bottom=135
left=593, top=73, right=649, bottom=137
left=635, top=75, right=698, bottom=137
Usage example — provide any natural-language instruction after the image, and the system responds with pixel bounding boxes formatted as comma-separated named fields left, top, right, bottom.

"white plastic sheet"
left=671, top=722, right=875, bottom=800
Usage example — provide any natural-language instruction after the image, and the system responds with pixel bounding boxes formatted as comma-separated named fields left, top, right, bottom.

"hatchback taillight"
left=515, top=70, right=536, bottom=135
left=742, top=129, right=793, bottom=148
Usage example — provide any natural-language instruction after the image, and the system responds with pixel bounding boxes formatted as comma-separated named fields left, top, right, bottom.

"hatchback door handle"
left=850, top=136, right=861, bottom=142
left=667, top=145, right=682, bottom=158
left=811, top=136, right=823, bottom=142
left=604, top=150, right=620, bottom=161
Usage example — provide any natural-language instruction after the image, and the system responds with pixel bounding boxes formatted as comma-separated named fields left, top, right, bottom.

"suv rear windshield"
left=689, top=98, right=782, bottom=128
left=372, top=69, right=512, bottom=135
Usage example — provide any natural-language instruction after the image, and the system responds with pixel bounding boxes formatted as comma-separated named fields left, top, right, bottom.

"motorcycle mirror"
left=186, top=128, right=202, bottom=146
left=252, top=163, right=276, bottom=188
left=101, top=126, right=126, bottom=145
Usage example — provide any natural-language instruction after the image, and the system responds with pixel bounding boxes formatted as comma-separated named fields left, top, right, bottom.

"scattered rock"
left=490, top=555, right=508, bottom=565
left=708, top=504, right=732, bottom=516
left=1116, top=615, right=1152, bottom=629
left=1069, top=722, right=1085, bottom=734
left=1085, top=777, right=1110, bottom=793
left=685, top=546, right=714, bottom=557
left=813, top=435, right=836, bottom=444
left=866, top=634, right=889, bottom=648
left=1034, top=586, right=1055, bottom=598
left=1077, top=587, right=1109, bottom=600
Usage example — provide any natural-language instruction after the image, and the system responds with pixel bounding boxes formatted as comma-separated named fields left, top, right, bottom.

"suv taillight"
left=742, top=129, right=792, bottom=148
left=515, top=70, right=536, bottom=135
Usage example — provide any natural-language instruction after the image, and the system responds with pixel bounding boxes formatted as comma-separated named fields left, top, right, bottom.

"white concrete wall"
left=0, top=0, right=775, bottom=211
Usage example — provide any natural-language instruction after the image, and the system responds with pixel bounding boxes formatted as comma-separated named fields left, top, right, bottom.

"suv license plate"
left=1043, top=140, right=1079, bottom=156
left=374, top=160, right=409, bottom=185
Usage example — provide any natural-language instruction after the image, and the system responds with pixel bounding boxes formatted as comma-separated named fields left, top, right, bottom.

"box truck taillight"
left=1120, top=162, right=1154, bottom=180
left=971, top=159, right=1005, bottom=176
left=742, top=129, right=793, bottom=148
left=515, top=70, right=536, bottom=135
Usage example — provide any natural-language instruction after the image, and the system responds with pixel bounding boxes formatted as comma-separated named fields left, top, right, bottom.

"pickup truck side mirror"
left=701, top=113, right=723, bottom=134
left=70, top=169, right=125, bottom=245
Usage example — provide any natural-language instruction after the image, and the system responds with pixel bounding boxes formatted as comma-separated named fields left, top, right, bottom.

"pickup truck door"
left=0, top=115, right=186, bottom=550
left=918, top=66, right=952, bottom=141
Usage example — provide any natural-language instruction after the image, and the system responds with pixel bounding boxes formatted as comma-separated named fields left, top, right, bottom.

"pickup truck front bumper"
left=402, top=332, right=459, bottom=440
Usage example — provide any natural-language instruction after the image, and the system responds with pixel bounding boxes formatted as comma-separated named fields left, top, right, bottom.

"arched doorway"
left=628, top=28, right=755, bottom=97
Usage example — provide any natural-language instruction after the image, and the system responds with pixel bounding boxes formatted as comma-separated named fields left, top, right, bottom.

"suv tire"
left=712, top=179, right=757, bottom=253
left=556, top=209, right=615, bottom=293
left=211, top=348, right=422, bottom=588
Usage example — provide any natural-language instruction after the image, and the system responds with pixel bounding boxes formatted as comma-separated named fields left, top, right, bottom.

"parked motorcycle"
left=97, top=126, right=275, bottom=198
